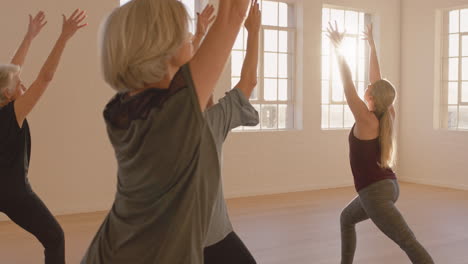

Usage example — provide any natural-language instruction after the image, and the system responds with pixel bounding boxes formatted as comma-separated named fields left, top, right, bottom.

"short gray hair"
left=100, top=0, right=190, bottom=93
left=0, top=64, right=20, bottom=105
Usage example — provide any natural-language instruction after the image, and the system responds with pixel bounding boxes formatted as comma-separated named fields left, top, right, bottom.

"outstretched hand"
left=60, top=9, right=88, bottom=41
left=362, top=24, right=375, bottom=47
left=27, top=11, right=48, bottom=39
left=196, top=5, right=216, bottom=38
left=327, top=21, right=346, bottom=50
left=245, top=0, right=261, bottom=33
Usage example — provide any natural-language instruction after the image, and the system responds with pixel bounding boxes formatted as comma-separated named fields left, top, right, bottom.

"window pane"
left=278, top=54, right=289, bottom=78
left=463, top=58, right=468, bottom=80
left=278, top=104, right=287, bottom=129
left=120, top=0, right=132, bottom=6
left=231, top=77, right=240, bottom=88
left=332, top=80, right=344, bottom=102
left=449, top=34, right=459, bottom=57
left=331, top=57, right=341, bottom=81
left=330, top=9, right=345, bottom=30
left=279, top=3, right=289, bottom=27
left=347, top=55, right=357, bottom=80
left=459, top=106, right=468, bottom=129
left=358, top=39, right=366, bottom=59
left=279, top=79, right=288, bottom=101
left=321, top=105, right=329, bottom=129
left=448, top=106, right=458, bottom=128
left=181, top=0, right=195, bottom=18
left=358, top=13, right=365, bottom=33
left=358, top=58, right=366, bottom=82
left=322, top=32, right=330, bottom=56
left=264, top=30, right=278, bottom=52
left=262, top=1, right=279, bottom=26
left=345, top=11, right=359, bottom=34
left=342, top=37, right=357, bottom=60
left=461, top=9, right=468, bottom=33
left=448, top=82, right=458, bottom=104
left=264, top=53, right=278, bottom=77
left=330, top=105, right=344, bottom=128
left=449, top=58, right=459, bottom=81
left=462, top=35, right=468, bottom=57
left=233, top=30, right=244, bottom=50
left=261, top=104, right=278, bottom=129
left=264, top=78, right=278, bottom=101
left=322, top=80, right=330, bottom=104
left=358, top=82, right=366, bottom=99
left=462, top=82, right=468, bottom=102
left=449, top=10, right=460, bottom=33
left=344, top=105, right=355, bottom=127
left=279, top=31, right=289, bottom=53
left=322, top=8, right=330, bottom=31
left=231, top=51, right=244, bottom=77
left=322, top=56, right=330, bottom=80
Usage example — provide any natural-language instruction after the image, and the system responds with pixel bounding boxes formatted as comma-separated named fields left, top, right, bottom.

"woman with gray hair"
left=0, top=10, right=87, bottom=264
left=81, top=0, right=251, bottom=263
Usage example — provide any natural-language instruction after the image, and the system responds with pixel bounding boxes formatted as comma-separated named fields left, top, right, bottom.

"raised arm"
left=14, top=9, right=88, bottom=127
left=235, top=0, right=260, bottom=99
left=327, top=22, right=372, bottom=123
left=189, top=0, right=251, bottom=112
left=364, top=24, right=395, bottom=118
left=10, top=12, right=48, bottom=67
left=193, top=5, right=216, bottom=52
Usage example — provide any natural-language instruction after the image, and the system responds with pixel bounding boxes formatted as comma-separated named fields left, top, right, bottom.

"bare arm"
left=10, top=12, right=48, bottom=67
left=189, top=0, right=251, bottom=112
left=364, top=24, right=395, bottom=119
left=14, top=9, right=88, bottom=127
left=328, top=22, right=372, bottom=124
left=235, top=0, right=260, bottom=99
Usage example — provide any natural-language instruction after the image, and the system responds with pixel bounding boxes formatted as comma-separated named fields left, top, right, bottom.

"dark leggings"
left=0, top=192, right=65, bottom=264
left=204, top=232, right=257, bottom=264
left=340, top=179, right=434, bottom=264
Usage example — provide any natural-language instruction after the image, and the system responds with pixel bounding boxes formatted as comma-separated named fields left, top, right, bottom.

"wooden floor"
left=0, top=183, right=467, bottom=263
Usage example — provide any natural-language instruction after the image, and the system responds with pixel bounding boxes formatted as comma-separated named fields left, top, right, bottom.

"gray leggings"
left=340, top=179, right=434, bottom=264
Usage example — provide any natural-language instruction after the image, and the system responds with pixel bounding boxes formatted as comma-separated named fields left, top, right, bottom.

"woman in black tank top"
left=0, top=10, right=87, bottom=264
left=327, top=22, right=434, bottom=263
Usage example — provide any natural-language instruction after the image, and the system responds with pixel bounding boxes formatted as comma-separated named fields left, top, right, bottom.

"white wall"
left=399, top=0, right=468, bottom=190
left=0, top=0, right=401, bottom=221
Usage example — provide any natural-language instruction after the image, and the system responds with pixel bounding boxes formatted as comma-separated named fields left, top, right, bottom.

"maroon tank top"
left=349, top=124, right=396, bottom=192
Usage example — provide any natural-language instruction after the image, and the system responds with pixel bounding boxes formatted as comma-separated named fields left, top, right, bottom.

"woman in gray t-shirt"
left=202, top=3, right=261, bottom=264
left=81, top=0, right=251, bottom=263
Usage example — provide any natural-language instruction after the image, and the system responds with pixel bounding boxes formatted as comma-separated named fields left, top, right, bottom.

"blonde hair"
left=370, top=79, right=396, bottom=169
left=100, top=0, right=189, bottom=93
left=0, top=64, right=21, bottom=105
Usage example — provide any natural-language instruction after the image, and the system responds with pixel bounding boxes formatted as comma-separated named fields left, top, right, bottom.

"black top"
left=349, top=124, right=396, bottom=192
left=0, top=102, right=32, bottom=196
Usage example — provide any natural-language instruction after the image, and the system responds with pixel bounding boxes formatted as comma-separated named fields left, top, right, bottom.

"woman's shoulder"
left=103, top=66, right=193, bottom=129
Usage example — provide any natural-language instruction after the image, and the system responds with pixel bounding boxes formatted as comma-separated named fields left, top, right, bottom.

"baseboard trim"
left=225, top=182, right=355, bottom=199
left=399, top=177, right=468, bottom=191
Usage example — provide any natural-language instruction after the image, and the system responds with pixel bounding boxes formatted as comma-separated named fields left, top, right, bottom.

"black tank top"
left=0, top=102, right=32, bottom=196
left=349, top=124, right=396, bottom=192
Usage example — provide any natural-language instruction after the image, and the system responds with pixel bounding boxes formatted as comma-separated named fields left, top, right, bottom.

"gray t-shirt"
left=204, top=88, right=259, bottom=246
left=82, top=65, right=221, bottom=264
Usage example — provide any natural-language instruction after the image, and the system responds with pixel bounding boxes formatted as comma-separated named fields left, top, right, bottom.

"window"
left=321, top=7, right=369, bottom=129
left=232, top=0, right=296, bottom=131
left=440, top=8, right=468, bottom=130
left=120, top=0, right=197, bottom=32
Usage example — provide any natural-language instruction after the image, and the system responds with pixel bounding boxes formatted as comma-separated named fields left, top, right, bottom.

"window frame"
left=321, top=5, right=371, bottom=130
left=232, top=0, right=298, bottom=132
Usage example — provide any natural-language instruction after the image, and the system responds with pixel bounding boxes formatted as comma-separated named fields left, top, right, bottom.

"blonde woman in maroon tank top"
left=327, top=22, right=434, bottom=264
